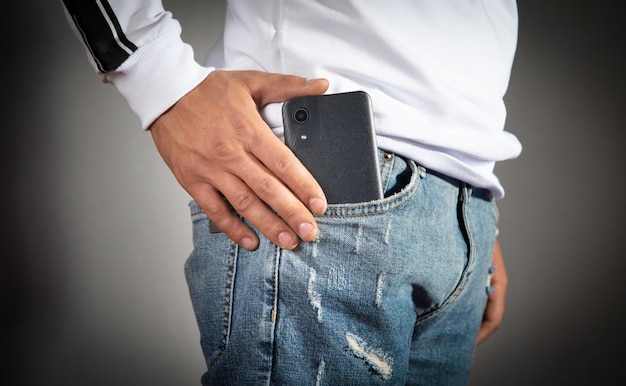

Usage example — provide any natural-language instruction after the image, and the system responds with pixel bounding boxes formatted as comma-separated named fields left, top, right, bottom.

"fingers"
left=192, top=178, right=304, bottom=251
left=247, top=120, right=328, bottom=211
left=183, top=145, right=317, bottom=250
left=150, top=70, right=330, bottom=251
left=476, top=295, right=503, bottom=345
left=213, top=173, right=308, bottom=250
left=244, top=72, right=329, bottom=106
left=477, top=239, right=508, bottom=345
left=202, top=99, right=324, bottom=249
left=210, top=71, right=329, bottom=244
left=241, top=71, right=329, bottom=217
left=191, top=160, right=319, bottom=251
left=239, top=137, right=323, bottom=233
left=191, top=184, right=260, bottom=251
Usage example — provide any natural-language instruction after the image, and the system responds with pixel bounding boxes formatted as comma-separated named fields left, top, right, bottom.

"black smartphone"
left=282, top=91, right=383, bottom=204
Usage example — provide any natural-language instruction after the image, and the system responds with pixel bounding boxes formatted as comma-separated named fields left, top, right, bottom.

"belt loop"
left=417, top=166, right=426, bottom=179
left=458, top=182, right=468, bottom=204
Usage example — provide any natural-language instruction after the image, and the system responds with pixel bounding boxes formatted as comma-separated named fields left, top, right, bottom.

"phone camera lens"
left=293, top=107, right=309, bottom=124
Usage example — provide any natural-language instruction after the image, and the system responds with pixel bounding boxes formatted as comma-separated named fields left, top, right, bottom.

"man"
left=62, top=1, right=519, bottom=384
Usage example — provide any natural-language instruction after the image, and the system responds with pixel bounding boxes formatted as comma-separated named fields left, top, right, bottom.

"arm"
left=62, top=0, right=212, bottom=128
left=476, top=238, right=508, bottom=344
left=62, top=1, right=329, bottom=250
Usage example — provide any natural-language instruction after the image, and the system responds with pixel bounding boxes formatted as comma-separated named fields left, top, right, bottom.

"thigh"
left=272, top=153, right=497, bottom=385
left=406, top=181, right=498, bottom=386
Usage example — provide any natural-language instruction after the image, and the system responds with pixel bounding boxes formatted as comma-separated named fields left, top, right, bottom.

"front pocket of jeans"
left=319, top=159, right=420, bottom=219
left=184, top=202, right=236, bottom=368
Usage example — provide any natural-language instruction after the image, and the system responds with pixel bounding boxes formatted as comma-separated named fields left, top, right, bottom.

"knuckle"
left=272, top=154, right=292, bottom=176
left=255, top=215, right=280, bottom=235
left=212, top=139, right=236, bottom=160
left=232, top=118, right=251, bottom=136
left=219, top=217, right=243, bottom=237
left=209, top=211, right=251, bottom=246
left=281, top=73, right=297, bottom=84
left=176, top=168, right=201, bottom=187
left=255, top=176, right=279, bottom=197
left=211, top=120, right=255, bottom=158
left=195, top=192, right=229, bottom=220
left=232, top=117, right=258, bottom=145
left=280, top=208, right=301, bottom=225
left=273, top=198, right=300, bottom=219
left=201, top=200, right=226, bottom=220
left=229, top=189, right=256, bottom=212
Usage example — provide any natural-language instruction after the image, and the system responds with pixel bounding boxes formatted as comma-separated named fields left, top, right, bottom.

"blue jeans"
left=185, top=150, right=498, bottom=385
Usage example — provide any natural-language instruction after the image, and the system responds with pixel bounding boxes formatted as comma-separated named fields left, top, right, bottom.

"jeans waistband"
left=379, top=149, right=492, bottom=202
left=423, top=168, right=492, bottom=202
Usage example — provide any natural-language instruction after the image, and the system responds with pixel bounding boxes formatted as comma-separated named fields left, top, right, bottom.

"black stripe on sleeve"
left=63, top=0, right=138, bottom=72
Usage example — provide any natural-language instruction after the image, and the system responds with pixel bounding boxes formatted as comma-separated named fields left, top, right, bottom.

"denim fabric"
left=185, top=150, right=498, bottom=385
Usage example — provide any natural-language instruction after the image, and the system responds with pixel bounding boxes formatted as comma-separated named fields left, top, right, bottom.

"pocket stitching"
left=320, top=160, right=421, bottom=218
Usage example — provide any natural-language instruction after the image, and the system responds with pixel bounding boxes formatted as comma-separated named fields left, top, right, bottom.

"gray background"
left=3, top=1, right=624, bottom=385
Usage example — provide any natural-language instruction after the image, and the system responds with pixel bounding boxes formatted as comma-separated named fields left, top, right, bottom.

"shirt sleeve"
left=62, top=0, right=214, bottom=129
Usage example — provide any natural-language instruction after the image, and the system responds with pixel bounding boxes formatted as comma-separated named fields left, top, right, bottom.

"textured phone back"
left=283, top=91, right=382, bottom=204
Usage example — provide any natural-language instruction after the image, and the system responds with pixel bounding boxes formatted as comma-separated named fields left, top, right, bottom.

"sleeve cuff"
left=103, top=30, right=214, bottom=129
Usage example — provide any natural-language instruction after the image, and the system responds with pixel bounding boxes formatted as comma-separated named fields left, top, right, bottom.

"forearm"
left=61, top=0, right=213, bottom=128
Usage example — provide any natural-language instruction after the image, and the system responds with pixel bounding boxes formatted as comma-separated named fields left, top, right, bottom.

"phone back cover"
left=283, top=91, right=382, bottom=204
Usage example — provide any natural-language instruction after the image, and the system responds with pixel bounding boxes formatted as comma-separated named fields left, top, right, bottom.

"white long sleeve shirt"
left=63, top=0, right=522, bottom=198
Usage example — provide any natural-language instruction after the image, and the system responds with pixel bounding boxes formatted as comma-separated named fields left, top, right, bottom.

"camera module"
left=293, top=107, right=310, bottom=124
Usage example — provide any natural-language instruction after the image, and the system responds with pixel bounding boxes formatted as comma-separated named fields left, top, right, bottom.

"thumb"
left=246, top=71, right=329, bottom=106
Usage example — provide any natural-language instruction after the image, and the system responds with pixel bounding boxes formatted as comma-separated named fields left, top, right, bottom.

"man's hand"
left=477, top=238, right=508, bottom=344
left=149, top=70, right=329, bottom=250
